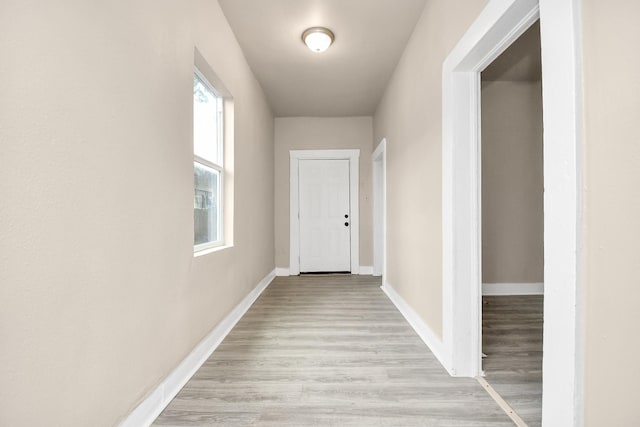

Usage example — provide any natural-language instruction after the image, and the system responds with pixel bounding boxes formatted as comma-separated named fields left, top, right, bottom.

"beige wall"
left=481, top=81, right=544, bottom=284
left=0, top=1, right=274, bottom=426
left=373, top=0, right=488, bottom=337
left=582, top=0, right=640, bottom=424
left=274, top=117, right=373, bottom=270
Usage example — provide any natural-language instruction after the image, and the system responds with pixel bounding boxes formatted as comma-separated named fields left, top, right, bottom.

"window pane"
left=193, top=75, right=220, bottom=164
left=194, top=162, right=219, bottom=246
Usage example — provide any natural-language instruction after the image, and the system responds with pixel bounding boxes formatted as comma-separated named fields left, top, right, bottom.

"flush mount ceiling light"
left=302, top=27, right=335, bottom=53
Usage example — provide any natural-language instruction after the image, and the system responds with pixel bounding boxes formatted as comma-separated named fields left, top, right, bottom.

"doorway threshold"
left=300, top=271, right=351, bottom=276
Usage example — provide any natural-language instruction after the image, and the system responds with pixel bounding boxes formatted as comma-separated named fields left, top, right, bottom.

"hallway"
left=153, top=276, right=512, bottom=426
left=6, top=0, right=639, bottom=424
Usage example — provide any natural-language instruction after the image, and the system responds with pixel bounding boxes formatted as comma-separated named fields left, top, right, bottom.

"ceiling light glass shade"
left=302, top=27, right=335, bottom=53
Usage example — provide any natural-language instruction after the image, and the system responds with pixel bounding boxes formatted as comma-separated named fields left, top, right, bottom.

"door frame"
left=372, top=139, right=387, bottom=280
left=441, top=0, right=583, bottom=424
left=289, top=149, right=360, bottom=275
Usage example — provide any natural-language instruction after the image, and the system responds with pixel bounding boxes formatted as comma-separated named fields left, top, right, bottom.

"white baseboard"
left=119, top=269, right=276, bottom=427
left=358, top=266, right=373, bottom=275
left=275, top=267, right=290, bottom=277
left=482, top=282, right=544, bottom=296
left=381, top=282, right=449, bottom=371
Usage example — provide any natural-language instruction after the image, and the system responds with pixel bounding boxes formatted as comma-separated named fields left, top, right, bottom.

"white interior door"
left=299, top=159, right=351, bottom=272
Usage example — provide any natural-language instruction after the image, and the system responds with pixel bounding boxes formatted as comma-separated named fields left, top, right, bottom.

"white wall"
left=481, top=80, right=544, bottom=284
left=0, top=1, right=274, bottom=425
left=274, top=117, right=373, bottom=270
left=373, top=0, right=489, bottom=337
left=582, top=0, right=640, bottom=424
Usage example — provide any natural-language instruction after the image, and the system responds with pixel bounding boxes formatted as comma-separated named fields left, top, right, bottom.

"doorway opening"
left=480, top=20, right=544, bottom=425
left=441, top=0, right=583, bottom=423
left=372, top=139, right=387, bottom=281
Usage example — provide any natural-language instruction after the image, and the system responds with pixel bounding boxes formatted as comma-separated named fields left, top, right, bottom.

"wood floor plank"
left=483, top=295, right=543, bottom=426
left=153, top=275, right=514, bottom=426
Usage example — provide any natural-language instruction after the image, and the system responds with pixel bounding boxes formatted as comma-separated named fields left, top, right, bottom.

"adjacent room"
left=481, top=21, right=544, bottom=426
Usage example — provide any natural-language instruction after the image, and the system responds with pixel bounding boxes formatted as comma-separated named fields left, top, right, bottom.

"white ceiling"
left=218, top=0, right=428, bottom=117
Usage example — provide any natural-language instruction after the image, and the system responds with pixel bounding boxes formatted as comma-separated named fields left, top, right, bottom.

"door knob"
left=345, top=214, right=349, bottom=218
left=344, top=222, right=349, bottom=227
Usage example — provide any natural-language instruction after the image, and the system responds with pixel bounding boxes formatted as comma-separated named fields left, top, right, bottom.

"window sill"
left=194, top=244, right=233, bottom=258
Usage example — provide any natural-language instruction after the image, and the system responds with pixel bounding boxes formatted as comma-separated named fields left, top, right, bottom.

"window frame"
left=193, top=67, right=224, bottom=252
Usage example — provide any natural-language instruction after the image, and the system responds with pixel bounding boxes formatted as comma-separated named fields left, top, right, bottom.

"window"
left=193, top=69, right=223, bottom=250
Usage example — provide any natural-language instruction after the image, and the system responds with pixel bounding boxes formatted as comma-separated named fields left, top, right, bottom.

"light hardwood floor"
left=482, top=295, right=544, bottom=426
left=153, top=275, right=513, bottom=426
